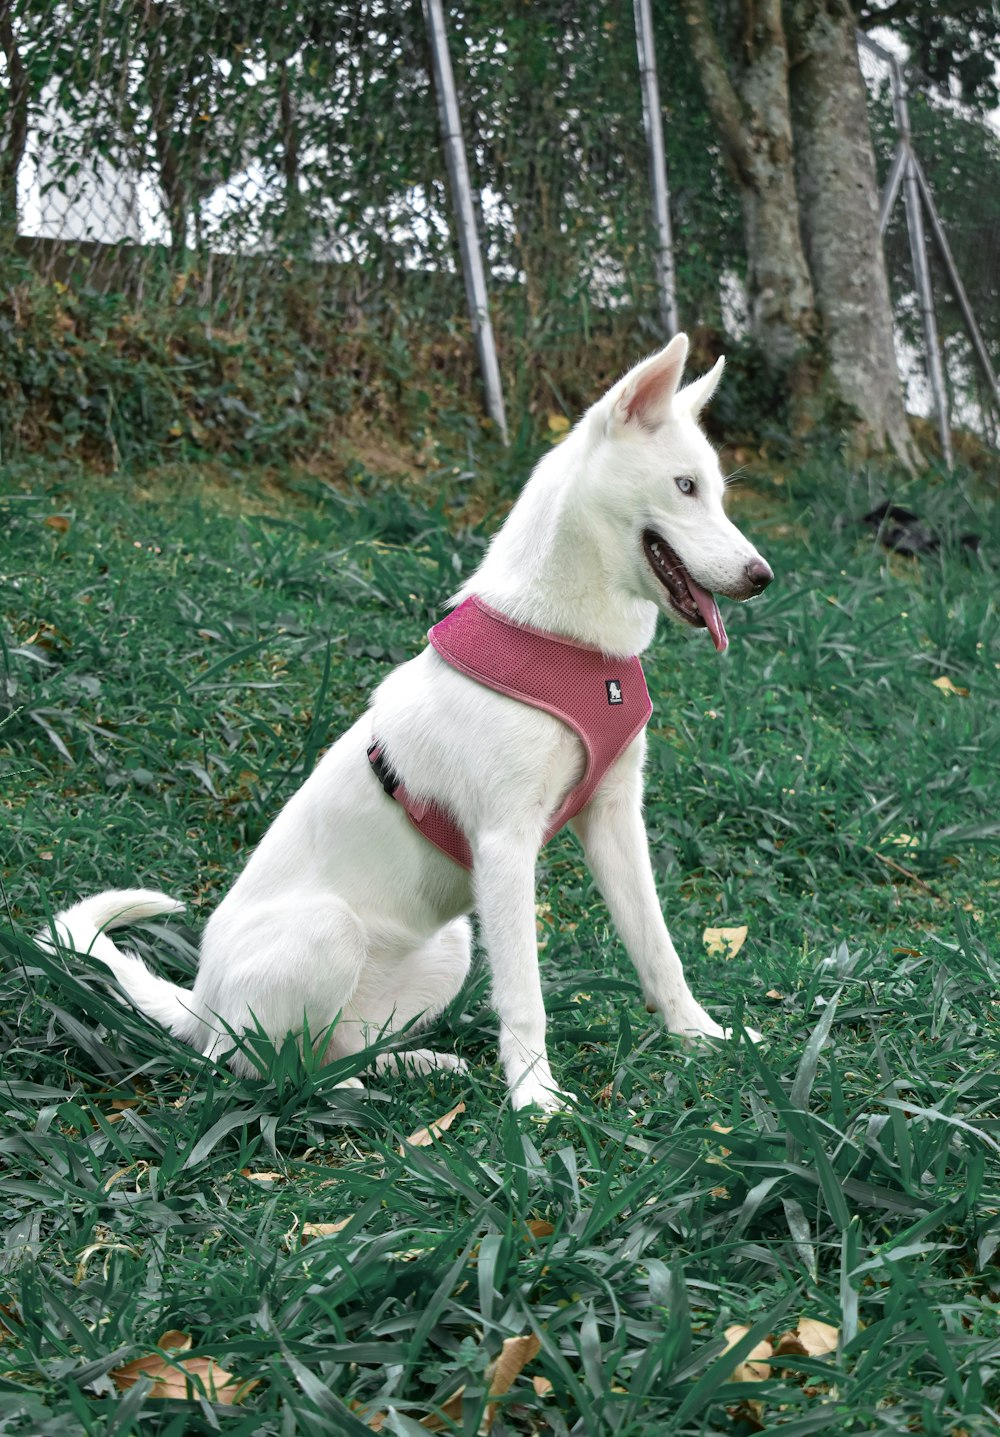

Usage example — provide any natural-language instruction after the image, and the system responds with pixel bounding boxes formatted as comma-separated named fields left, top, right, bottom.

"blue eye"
left=675, top=475, right=696, bottom=495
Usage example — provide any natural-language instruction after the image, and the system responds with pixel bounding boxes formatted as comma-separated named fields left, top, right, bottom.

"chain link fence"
left=1, top=0, right=996, bottom=466
left=859, top=38, right=1000, bottom=449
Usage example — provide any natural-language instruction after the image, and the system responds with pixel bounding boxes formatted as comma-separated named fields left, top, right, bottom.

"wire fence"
left=858, top=39, right=1000, bottom=448
left=1, top=0, right=997, bottom=464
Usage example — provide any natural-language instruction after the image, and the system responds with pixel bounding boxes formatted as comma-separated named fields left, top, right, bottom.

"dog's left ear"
left=611, top=332, right=689, bottom=429
left=677, top=356, right=725, bottom=418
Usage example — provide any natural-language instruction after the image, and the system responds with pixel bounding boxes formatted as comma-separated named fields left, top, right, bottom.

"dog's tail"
left=39, top=889, right=201, bottom=1043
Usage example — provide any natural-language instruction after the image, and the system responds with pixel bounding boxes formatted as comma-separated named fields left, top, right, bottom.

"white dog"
left=48, top=334, right=772, bottom=1111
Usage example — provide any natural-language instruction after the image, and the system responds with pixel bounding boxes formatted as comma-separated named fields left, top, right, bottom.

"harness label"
left=605, top=679, right=623, bottom=705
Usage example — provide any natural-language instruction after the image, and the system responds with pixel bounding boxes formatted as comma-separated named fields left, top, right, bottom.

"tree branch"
left=681, top=0, right=753, bottom=182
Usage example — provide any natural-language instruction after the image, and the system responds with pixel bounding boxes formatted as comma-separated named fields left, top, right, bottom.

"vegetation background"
left=1, top=1, right=999, bottom=1432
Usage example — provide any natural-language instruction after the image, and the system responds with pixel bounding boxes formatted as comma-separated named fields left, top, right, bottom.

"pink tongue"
left=685, top=575, right=728, bottom=653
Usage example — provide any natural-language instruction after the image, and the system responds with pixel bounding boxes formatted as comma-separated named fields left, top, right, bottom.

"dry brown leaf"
left=709, top=1122, right=732, bottom=1157
left=932, top=675, right=969, bottom=697
left=774, top=1316, right=839, bottom=1361
left=420, top=1332, right=541, bottom=1432
left=240, top=1169, right=283, bottom=1182
left=703, top=925, right=748, bottom=959
left=302, top=1219, right=351, bottom=1240
left=401, top=1101, right=466, bottom=1154
left=157, top=1330, right=192, bottom=1353
left=765, top=988, right=785, bottom=1000
left=483, top=1335, right=542, bottom=1427
left=110, top=1330, right=256, bottom=1404
left=795, top=1318, right=839, bottom=1357
left=532, top=1375, right=553, bottom=1397
left=728, top=1397, right=767, bottom=1430
left=43, top=514, right=71, bottom=533
left=722, top=1325, right=772, bottom=1382
left=420, top=1387, right=465, bottom=1430
left=547, top=413, right=570, bottom=433
left=524, top=1219, right=554, bottom=1241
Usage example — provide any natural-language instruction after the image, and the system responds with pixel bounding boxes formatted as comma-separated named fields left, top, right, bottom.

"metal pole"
left=878, top=141, right=906, bottom=235
left=633, top=0, right=678, bottom=338
left=879, top=45, right=953, bottom=466
left=911, top=154, right=1000, bottom=413
left=422, top=0, right=508, bottom=445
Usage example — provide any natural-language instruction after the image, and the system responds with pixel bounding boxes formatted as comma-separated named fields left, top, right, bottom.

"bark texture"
left=682, top=0, right=817, bottom=360
left=787, top=0, right=919, bottom=466
left=0, top=1, right=28, bottom=242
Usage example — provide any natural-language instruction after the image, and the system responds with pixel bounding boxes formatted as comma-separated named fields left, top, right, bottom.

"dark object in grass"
left=862, top=501, right=981, bottom=557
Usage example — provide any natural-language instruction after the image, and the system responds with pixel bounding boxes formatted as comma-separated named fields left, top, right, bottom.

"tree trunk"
left=0, top=2, right=29, bottom=244
left=142, top=2, right=194, bottom=255
left=787, top=0, right=920, bottom=467
left=279, top=59, right=302, bottom=232
left=682, top=0, right=817, bottom=361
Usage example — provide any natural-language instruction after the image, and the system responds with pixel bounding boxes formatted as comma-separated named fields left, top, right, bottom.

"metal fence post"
left=422, top=0, right=508, bottom=445
left=633, top=0, right=678, bottom=338
left=859, top=32, right=952, bottom=467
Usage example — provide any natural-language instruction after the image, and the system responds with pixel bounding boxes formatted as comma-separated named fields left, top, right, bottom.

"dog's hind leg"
left=328, top=917, right=473, bottom=1076
left=195, top=897, right=370, bottom=1074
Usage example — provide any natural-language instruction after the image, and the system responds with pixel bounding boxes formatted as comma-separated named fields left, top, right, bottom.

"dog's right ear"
left=609, top=333, right=689, bottom=431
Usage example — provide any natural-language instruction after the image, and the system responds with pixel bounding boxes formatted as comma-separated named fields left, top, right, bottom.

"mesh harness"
left=367, top=595, right=652, bottom=871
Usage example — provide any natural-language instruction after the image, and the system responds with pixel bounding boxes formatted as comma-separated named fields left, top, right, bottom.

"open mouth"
left=642, top=528, right=728, bottom=653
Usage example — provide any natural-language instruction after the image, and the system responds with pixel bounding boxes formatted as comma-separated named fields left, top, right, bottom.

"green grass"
left=1, top=449, right=999, bottom=1434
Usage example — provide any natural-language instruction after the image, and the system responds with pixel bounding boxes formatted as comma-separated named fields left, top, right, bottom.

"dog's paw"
left=510, top=1079, right=574, bottom=1115
left=723, top=1024, right=763, bottom=1044
left=671, top=1021, right=763, bottom=1047
left=665, top=1007, right=761, bottom=1046
left=375, top=1049, right=469, bottom=1077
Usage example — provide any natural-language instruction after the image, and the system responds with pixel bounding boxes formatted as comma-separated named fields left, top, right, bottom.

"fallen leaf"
left=774, top=1317, right=839, bottom=1359
left=241, top=1169, right=283, bottom=1183
left=765, top=988, right=785, bottom=1000
left=421, top=1333, right=541, bottom=1432
left=401, top=1101, right=465, bottom=1153
left=532, top=1375, right=553, bottom=1397
left=796, top=1318, right=839, bottom=1357
left=703, top=925, right=748, bottom=959
left=110, top=1330, right=256, bottom=1404
left=420, top=1386, right=465, bottom=1430
left=302, top=1219, right=351, bottom=1240
left=728, top=1397, right=767, bottom=1430
left=547, top=413, right=570, bottom=433
left=43, top=514, right=71, bottom=533
left=932, top=675, right=969, bottom=697
left=722, top=1325, right=772, bottom=1382
left=524, top=1219, right=554, bottom=1241
left=709, top=1122, right=732, bottom=1157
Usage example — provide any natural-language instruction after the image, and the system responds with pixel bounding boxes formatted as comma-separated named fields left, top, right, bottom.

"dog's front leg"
left=572, top=740, right=752, bottom=1041
left=473, top=829, right=565, bottom=1111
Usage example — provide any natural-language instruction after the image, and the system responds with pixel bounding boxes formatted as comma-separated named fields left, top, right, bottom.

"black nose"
left=745, top=557, right=774, bottom=594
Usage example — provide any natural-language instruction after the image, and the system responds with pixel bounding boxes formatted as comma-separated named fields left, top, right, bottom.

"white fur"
left=44, top=335, right=770, bottom=1110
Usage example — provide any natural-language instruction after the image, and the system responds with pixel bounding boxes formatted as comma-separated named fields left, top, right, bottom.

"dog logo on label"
left=605, top=679, right=623, bottom=706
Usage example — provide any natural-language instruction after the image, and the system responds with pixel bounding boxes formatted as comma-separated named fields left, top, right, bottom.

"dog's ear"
left=612, top=332, right=688, bottom=429
left=677, top=356, right=725, bottom=418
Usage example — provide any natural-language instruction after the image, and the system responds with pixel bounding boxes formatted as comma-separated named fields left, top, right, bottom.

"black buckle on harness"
left=367, top=741, right=401, bottom=798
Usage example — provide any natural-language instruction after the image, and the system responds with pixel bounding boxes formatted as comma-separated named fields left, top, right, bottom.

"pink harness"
left=368, top=595, right=652, bottom=870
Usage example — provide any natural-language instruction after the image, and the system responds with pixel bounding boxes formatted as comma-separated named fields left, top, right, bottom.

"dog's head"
left=582, top=333, right=772, bottom=653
